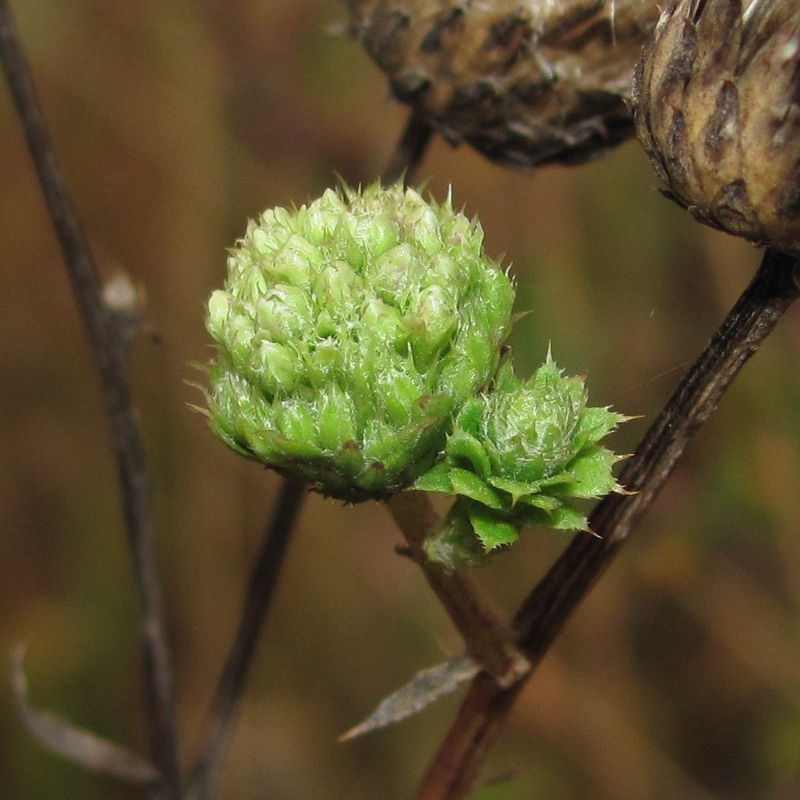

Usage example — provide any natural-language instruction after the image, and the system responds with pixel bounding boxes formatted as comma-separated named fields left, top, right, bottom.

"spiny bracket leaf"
left=468, top=504, right=520, bottom=551
left=414, top=353, right=628, bottom=561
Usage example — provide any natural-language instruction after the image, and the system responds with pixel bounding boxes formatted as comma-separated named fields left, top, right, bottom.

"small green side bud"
left=416, top=353, right=628, bottom=561
left=205, top=182, right=514, bottom=501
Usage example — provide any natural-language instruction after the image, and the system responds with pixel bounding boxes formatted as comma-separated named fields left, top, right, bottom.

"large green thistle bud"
left=632, top=0, right=800, bottom=256
left=204, top=183, right=515, bottom=501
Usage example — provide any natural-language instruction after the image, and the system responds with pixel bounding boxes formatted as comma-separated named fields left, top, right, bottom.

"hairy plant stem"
left=0, top=3, right=181, bottom=796
left=412, top=247, right=800, bottom=800
left=382, top=108, right=434, bottom=187
left=186, top=478, right=305, bottom=800
left=387, top=493, right=530, bottom=686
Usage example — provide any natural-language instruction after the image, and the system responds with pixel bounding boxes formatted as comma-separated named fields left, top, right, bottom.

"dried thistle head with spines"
left=631, top=0, right=800, bottom=256
left=346, top=0, right=660, bottom=169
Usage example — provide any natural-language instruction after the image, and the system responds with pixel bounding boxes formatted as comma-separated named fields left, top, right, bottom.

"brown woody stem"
left=186, top=478, right=305, bottom=800
left=412, top=248, right=800, bottom=800
left=382, top=108, right=434, bottom=187
left=388, top=492, right=530, bottom=687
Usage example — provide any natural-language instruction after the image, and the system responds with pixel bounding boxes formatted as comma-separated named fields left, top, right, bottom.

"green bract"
left=416, top=355, right=628, bottom=564
left=204, top=183, right=515, bottom=501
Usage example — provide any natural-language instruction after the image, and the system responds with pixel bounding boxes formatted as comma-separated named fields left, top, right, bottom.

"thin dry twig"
left=0, top=2, right=181, bottom=796
left=186, top=478, right=306, bottom=800
left=412, top=248, right=800, bottom=800
left=382, top=108, right=434, bottom=187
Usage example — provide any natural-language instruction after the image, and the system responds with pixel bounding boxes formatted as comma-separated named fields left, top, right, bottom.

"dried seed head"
left=632, top=0, right=800, bottom=256
left=346, top=0, right=659, bottom=169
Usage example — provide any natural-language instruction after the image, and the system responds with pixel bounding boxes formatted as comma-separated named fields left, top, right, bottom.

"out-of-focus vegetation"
left=3, top=2, right=800, bottom=799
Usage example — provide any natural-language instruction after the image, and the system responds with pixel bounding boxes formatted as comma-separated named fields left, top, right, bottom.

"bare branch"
left=0, top=3, right=181, bottom=796
left=382, top=108, right=434, bottom=187
left=186, top=478, right=305, bottom=800
left=412, top=248, right=800, bottom=800
left=388, top=493, right=529, bottom=687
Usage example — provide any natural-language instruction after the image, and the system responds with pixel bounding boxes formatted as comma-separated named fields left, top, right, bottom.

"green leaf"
left=566, top=446, right=620, bottom=498
left=515, top=492, right=559, bottom=512
left=546, top=504, right=589, bottom=531
left=509, top=505, right=552, bottom=529
left=468, top=505, right=520, bottom=551
left=577, top=405, right=625, bottom=442
left=449, top=468, right=504, bottom=509
left=487, top=475, right=542, bottom=505
left=413, top=463, right=454, bottom=493
left=491, top=358, right=519, bottom=392
left=317, top=391, right=356, bottom=451
left=453, top=397, right=484, bottom=435
left=444, top=429, right=491, bottom=479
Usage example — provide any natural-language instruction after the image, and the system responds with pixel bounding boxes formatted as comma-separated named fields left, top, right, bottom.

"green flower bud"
left=204, top=183, right=514, bottom=501
left=415, top=354, right=628, bottom=561
left=632, top=0, right=800, bottom=256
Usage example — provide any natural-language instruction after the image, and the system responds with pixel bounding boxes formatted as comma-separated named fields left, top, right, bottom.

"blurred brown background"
left=3, top=2, right=800, bottom=799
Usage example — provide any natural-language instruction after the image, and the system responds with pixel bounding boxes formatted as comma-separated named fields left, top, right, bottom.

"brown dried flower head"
left=632, top=0, right=800, bottom=256
left=346, top=0, right=659, bottom=169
